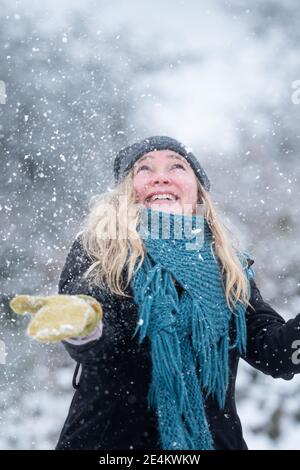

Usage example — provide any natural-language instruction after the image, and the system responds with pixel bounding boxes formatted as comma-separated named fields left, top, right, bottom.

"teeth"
left=148, top=193, right=177, bottom=202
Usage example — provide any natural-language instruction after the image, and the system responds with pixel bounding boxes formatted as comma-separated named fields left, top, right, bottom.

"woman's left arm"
left=241, top=277, right=300, bottom=380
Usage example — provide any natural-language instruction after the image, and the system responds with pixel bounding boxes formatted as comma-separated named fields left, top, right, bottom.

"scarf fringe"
left=133, top=262, right=216, bottom=449
left=133, top=264, right=186, bottom=414
left=191, top=299, right=229, bottom=408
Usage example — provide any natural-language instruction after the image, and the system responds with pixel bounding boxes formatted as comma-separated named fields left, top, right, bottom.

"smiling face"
left=132, top=150, right=199, bottom=215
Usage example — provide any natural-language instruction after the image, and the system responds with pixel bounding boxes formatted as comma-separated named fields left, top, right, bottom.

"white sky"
left=9, top=0, right=297, bottom=154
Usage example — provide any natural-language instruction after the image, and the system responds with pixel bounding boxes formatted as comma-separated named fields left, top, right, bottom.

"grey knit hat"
left=113, top=135, right=211, bottom=192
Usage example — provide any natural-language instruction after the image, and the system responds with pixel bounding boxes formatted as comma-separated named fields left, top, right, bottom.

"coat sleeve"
left=58, top=234, right=118, bottom=366
left=241, top=276, right=300, bottom=380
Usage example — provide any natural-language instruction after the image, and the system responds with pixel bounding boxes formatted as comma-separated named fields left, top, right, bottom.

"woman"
left=53, top=135, right=300, bottom=450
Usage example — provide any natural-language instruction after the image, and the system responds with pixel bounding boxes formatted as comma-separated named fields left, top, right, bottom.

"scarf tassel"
left=133, top=264, right=186, bottom=415
left=132, top=263, right=161, bottom=343
left=148, top=332, right=185, bottom=414
left=191, top=299, right=230, bottom=408
left=229, top=303, right=247, bottom=355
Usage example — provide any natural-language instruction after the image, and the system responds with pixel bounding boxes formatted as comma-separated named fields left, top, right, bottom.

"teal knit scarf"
left=130, top=207, right=253, bottom=450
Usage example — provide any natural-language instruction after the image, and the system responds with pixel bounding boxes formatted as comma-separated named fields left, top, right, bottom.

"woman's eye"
left=136, top=165, right=150, bottom=172
left=172, top=163, right=185, bottom=170
left=136, top=163, right=185, bottom=173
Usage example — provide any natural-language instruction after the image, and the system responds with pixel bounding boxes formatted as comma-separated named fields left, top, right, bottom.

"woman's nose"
left=151, top=172, right=171, bottom=185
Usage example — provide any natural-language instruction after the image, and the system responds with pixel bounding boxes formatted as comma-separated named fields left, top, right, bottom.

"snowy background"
left=1, top=0, right=300, bottom=449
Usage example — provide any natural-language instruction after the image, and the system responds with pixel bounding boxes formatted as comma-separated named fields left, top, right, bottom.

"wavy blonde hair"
left=80, top=169, right=253, bottom=312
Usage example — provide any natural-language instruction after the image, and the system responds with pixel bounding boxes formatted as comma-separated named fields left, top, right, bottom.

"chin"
left=147, top=202, right=188, bottom=215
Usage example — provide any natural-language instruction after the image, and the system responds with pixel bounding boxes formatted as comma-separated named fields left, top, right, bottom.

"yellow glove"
left=9, top=294, right=103, bottom=343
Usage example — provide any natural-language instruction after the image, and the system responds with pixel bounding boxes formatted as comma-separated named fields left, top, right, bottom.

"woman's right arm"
left=58, top=233, right=116, bottom=365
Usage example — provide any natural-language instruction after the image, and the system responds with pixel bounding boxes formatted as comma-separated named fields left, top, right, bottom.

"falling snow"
left=0, top=0, right=300, bottom=451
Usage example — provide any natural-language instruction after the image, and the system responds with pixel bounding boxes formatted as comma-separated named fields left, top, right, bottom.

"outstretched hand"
left=9, top=294, right=103, bottom=343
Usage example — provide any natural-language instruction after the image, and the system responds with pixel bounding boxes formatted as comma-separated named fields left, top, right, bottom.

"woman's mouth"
left=145, top=193, right=180, bottom=205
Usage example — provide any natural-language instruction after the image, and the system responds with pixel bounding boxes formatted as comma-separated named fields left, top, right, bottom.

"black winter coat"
left=55, top=235, right=300, bottom=451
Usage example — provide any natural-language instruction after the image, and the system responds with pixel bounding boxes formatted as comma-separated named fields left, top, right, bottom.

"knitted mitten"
left=9, top=294, right=103, bottom=343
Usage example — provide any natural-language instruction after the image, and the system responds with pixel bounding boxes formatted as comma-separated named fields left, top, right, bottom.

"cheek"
left=133, top=175, right=149, bottom=200
left=175, top=174, right=198, bottom=199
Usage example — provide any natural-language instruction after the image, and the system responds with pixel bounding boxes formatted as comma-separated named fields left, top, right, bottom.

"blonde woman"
left=11, top=136, right=300, bottom=450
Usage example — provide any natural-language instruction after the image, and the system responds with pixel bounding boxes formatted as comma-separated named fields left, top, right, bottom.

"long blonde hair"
left=80, top=170, right=253, bottom=312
